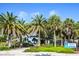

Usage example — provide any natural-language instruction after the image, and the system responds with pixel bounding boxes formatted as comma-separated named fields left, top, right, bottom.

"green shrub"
left=0, top=46, right=10, bottom=51
left=0, top=42, right=7, bottom=46
left=11, top=40, right=20, bottom=48
left=24, top=46, right=74, bottom=53
left=0, top=42, right=10, bottom=51
left=0, top=36, right=6, bottom=42
left=41, top=44, right=53, bottom=47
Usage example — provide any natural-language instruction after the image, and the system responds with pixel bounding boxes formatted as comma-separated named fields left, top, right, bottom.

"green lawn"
left=24, top=45, right=75, bottom=53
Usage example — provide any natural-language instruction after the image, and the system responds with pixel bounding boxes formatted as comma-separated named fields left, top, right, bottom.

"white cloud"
left=31, top=12, right=40, bottom=17
left=18, top=11, right=28, bottom=20
left=17, top=11, right=41, bottom=22
left=49, top=10, right=57, bottom=16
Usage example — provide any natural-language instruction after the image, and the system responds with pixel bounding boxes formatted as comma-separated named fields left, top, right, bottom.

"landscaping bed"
left=24, top=45, right=75, bottom=53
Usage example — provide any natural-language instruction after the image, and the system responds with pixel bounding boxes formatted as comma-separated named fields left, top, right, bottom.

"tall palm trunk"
left=61, top=31, right=63, bottom=46
left=7, top=25, right=11, bottom=47
left=1, top=28, right=4, bottom=36
left=61, top=39, right=63, bottom=46
left=6, top=35, right=11, bottom=47
left=38, top=29, right=40, bottom=46
left=20, top=35, right=23, bottom=47
left=54, top=30, right=56, bottom=47
left=78, top=39, right=79, bottom=47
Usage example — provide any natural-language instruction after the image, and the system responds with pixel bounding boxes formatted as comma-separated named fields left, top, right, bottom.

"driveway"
left=0, top=47, right=30, bottom=56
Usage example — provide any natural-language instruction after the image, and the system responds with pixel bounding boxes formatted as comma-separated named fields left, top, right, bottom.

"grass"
left=24, top=45, right=75, bottom=53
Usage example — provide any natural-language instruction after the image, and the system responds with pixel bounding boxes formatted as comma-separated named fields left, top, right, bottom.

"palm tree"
left=48, top=15, right=61, bottom=47
left=17, top=19, right=27, bottom=47
left=0, top=12, right=17, bottom=47
left=28, top=14, right=47, bottom=46
left=0, top=12, right=26, bottom=47
left=74, top=22, right=79, bottom=45
left=63, top=18, right=74, bottom=42
left=74, top=21, right=79, bottom=37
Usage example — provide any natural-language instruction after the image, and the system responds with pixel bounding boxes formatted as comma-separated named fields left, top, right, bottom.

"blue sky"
left=0, top=3, right=79, bottom=23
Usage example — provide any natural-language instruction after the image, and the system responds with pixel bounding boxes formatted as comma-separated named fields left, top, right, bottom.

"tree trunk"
left=78, top=39, right=79, bottom=47
left=54, top=30, right=56, bottom=47
left=60, top=31, right=63, bottom=46
left=6, top=35, right=11, bottom=47
left=61, top=39, right=63, bottom=46
left=6, top=25, right=12, bottom=47
left=47, top=40, right=50, bottom=45
left=38, top=29, right=40, bottom=46
left=8, top=40, right=11, bottom=47
left=20, top=35, right=23, bottom=48
left=1, top=28, right=4, bottom=36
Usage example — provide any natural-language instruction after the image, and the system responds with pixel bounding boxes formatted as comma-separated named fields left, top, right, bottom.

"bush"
left=24, top=46, right=74, bottom=53
left=41, top=44, right=53, bottom=47
left=0, top=42, right=7, bottom=46
left=11, top=40, right=20, bottom=48
left=0, top=42, right=10, bottom=51
left=0, top=46, right=10, bottom=51
left=22, top=43, right=33, bottom=47
left=0, top=36, right=6, bottom=42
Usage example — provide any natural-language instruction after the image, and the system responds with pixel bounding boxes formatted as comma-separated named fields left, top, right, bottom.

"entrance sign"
left=67, top=43, right=76, bottom=48
left=64, top=43, right=76, bottom=48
